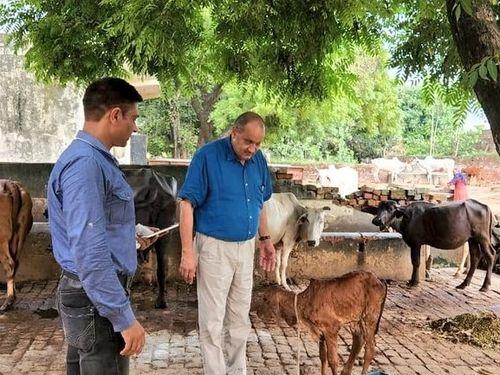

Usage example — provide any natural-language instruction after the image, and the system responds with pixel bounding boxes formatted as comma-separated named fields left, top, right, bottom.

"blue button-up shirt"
left=178, top=136, right=272, bottom=241
left=47, top=130, right=136, bottom=332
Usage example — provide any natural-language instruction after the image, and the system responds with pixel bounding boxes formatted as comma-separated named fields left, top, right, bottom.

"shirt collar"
left=223, top=136, right=256, bottom=164
left=75, top=130, right=120, bottom=166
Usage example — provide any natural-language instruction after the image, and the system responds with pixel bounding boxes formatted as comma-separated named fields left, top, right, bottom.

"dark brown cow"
left=0, top=180, right=33, bottom=312
left=257, top=271, right=387, bottom=375
left=372, top=199, right=496, bottom=291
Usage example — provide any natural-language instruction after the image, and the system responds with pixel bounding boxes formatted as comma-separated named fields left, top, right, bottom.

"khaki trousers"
left=195, top=232, right=255, bottom=375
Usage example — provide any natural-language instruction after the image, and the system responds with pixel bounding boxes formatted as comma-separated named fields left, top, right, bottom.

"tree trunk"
left=168, top=91, right=182, bottom=158
left=446, top=0, right=500, bottom=155
left=190, top=84, right=223, bottom=147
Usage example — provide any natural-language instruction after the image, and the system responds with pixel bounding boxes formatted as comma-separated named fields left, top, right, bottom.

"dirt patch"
left=430, top=311, right=500, bottom=351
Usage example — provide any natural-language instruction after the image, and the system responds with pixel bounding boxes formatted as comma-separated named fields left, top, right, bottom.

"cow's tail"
left=488, top=207, right=497, bottom=257
left=375, top=279, right=388, bottom=334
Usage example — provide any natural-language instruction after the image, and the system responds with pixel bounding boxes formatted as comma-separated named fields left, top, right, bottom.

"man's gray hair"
left=233, top=111, right=265, bottom=131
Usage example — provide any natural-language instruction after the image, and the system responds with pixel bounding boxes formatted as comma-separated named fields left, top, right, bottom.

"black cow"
left=372, top=199, right=496, bottom=292
left=124, top=168, right=178, bottom=308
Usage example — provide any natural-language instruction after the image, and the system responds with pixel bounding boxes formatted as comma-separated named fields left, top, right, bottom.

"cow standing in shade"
left=372, top=199, right=496, bottom=291
left=265, top=193, right=329, bottom=290
left=124, top=168, right=178, bottom=308
left=0, top=180, right=33, bottom=312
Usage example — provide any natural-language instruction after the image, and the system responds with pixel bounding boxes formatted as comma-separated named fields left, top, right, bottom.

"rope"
left=293, top=291, right=301, bottom=375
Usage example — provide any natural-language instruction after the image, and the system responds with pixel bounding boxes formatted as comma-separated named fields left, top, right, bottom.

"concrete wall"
left=2, top=227, right=425, bottom=284
left=0, top=34, right=83, bottom=163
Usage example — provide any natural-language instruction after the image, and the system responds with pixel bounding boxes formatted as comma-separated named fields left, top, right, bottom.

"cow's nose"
left=307, top=240, right=316, bottom=247
left=372, top=217, right=381, bottom=226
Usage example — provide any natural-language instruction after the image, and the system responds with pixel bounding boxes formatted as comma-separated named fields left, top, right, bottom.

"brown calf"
left=257, top=271, right=387, bottom=375
left=0, top=180, right=33, bottom=312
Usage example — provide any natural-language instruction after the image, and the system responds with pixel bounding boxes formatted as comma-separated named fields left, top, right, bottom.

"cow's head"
left=371, top=200, right=404, bottom=230
left=297, top=206, right=330, bottom=247
left=256, top=286, right=297, bottom=326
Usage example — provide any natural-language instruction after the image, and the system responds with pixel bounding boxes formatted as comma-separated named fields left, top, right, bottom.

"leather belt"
left=61, top=269, right=133, bottom=293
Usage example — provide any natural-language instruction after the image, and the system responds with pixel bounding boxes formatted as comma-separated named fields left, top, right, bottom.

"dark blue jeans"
left=57, top=274, right=129, bottom=375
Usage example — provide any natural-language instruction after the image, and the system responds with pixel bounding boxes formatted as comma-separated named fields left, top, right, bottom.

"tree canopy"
left=1, top=0, right=498, bottom=156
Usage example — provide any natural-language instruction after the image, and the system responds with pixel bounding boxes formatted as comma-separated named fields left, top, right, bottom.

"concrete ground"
left=0, top=268, right=499, bottom=375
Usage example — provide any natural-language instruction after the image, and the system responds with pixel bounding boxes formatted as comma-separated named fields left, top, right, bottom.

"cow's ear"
left=395, top=208, right=404, bottom=218
left=322, top=206, right=331, bottom=211
left=297, top=213, right=309, bottom=224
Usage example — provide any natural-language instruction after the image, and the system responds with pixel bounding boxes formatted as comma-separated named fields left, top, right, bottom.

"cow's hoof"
left=154, top=300, right=167, bottom=309
left=479, top=286, right=489, bottom=292
left=407, top=280, right=419, bottom=288
left=455, top=283, right=467, bottom=290
left=0, top=298, right=14, bottom=313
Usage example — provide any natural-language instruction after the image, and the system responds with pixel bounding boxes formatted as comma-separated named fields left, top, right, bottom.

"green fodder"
left=430, top=312, right=500, bottom=350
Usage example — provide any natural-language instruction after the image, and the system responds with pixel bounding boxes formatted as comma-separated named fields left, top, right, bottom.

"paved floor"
left=0, top=268, right=499, bottom=374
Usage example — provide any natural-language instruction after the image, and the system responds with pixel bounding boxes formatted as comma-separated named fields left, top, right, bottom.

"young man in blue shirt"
left=48, top=78, right=158, bottom=375
left=178, top=112, right=276, bottom=375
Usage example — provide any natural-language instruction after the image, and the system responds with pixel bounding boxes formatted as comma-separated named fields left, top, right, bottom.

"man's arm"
left=258, top=206, right=275, bottom=272
left=179, top=200, right=197, bottom=284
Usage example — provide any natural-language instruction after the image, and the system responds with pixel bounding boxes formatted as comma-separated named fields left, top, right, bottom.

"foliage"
left=399, top=85, right=483, bottom=157
left=210, top=51, right=402, bottom=162
left=137, top=95, right=198, bottom=158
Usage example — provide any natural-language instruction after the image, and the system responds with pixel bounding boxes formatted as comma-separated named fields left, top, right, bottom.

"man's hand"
left=120, top=320, right=146, bottom=356
left=179, top=249, right=197, bottom=284
left=259, top=238, right=276, bottom=272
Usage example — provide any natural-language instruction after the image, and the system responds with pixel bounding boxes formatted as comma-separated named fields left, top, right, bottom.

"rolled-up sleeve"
left=178, top=151, right=208, bottom=207
left=61, top=157, right=135, bottom=332
left=262, top=159, right=273, bottom=202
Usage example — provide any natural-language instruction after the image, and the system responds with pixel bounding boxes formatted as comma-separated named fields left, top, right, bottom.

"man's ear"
left=108, top=107, right=122, bottom=124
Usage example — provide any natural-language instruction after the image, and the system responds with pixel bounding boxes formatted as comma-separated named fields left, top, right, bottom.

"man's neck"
left=82, top=122, right=112, bottom=150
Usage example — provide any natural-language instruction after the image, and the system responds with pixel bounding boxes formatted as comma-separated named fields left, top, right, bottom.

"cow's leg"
left=408, top=245, right=421, bottom=287
left=275, top=247, right=282, bottom=285
left=0, top=240, right=16, bottom=312
left=319, top=336, right=328, bottom=375
left=280, top=246, right=294, bottom=291
left=154, top=240, right=167, bottom=308
left=478, top=239, right=495, bottom=292
left=341, top=327, right=363, bottom=375
left=456, top=240, right=480, bottom=289
left=324, top=331, right=340, bottom=375
left=360, top=327, right=376, bottom=375
left=423, top=245, right=433, bottom=280
left=454, top=242, right=469, bottom=277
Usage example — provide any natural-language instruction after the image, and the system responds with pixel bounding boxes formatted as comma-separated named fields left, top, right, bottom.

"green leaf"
left=487, top=59, right=497, bottom=81
left=454, top=4, right=461, bottom=21
left=469, top=70, right=478, bottom=87
left=459, top=0, right=473, bottom=15
left=479, top=64, right=489, bottom=80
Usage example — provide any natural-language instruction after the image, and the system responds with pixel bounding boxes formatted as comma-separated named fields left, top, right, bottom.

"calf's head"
left=371, top=200, right=404, bottom=230
left=256, top=287, right=297, bottom=327
left=298, top=206, right=330, bottom=247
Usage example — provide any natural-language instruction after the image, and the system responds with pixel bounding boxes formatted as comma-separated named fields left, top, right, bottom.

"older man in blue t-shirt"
left=178, top=111, right=276, bottom=375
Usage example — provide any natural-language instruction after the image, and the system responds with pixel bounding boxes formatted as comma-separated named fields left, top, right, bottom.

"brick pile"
left=272, top=166, right=341, bottom=200
left=336, top=186, right=453, bottom=210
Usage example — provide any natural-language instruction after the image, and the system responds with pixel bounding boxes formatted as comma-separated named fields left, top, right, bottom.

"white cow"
left=317, top=165, right=358, bottom=198
left=371, top=157, right=405, bottom=183
left=413, top=156, right=455, bottom=184
left=264, top=193, right=329, bottom=290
